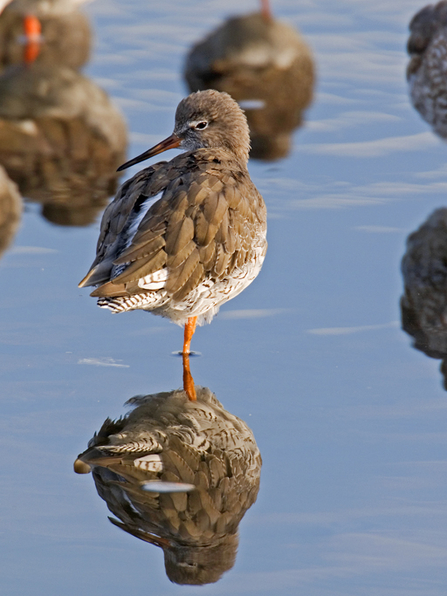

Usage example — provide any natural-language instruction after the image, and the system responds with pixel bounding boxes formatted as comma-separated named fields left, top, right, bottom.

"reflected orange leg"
left=182, top=317, right=197, bottom=400
left=23, top=40, right=40, bottom=64
left=260, top=0, right=272, bottom=21
left=182, top=316, right=197, bottom=355
left=182, top=352, right=196, bottom=401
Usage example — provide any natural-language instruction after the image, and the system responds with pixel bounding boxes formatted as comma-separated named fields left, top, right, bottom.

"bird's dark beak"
left=117, top=133, right=181, bottom=172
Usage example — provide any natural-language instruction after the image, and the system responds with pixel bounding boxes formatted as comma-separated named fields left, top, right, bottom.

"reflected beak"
left=117, top=133, right=181, bottom=171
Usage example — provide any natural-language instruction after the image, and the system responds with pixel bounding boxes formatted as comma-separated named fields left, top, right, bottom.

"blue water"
left=1, top=1, right=447, bottom=594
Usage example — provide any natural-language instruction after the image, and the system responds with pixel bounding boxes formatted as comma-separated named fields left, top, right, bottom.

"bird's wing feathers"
left=83, top=153, right=264, bottom=301
left=78, top=164, right=168, bottom=288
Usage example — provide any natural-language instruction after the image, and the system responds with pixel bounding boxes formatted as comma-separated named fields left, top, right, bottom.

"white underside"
left=98, top=240, right=267, bottom=327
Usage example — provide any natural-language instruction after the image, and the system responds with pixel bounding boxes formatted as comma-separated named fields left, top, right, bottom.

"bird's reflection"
left=0, top=163, right=21, bottom=260
left=407, top=1, right=447, bottom=139
left=74, top=382, right=261, bottom=585
left=401, top=208, right=447, bottom=388
left=184, top=0, right=314, bottom=161
left=0, top=1, right=127, bottom=226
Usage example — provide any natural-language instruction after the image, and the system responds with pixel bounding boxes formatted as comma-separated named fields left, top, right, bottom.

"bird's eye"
left=194, top=121, right=208, bottom=130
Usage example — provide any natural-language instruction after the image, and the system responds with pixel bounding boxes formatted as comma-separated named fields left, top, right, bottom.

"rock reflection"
left=184, top=2, right=314, bottom=161
left=0, top=2, right=127, bottom=226
left=0, top=164, right=21, bottom=259
left=74, top=386, right=261, bottom=585
left=401, top=208, right=447, bottom=388
left=407, top=1, right=447, bottom=139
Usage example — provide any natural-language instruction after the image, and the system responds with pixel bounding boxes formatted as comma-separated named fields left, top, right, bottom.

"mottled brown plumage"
left=79, top=90, right=267, bottom=337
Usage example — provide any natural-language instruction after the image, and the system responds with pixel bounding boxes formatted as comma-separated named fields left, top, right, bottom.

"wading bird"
left=79, top=90, right=267, bottom=399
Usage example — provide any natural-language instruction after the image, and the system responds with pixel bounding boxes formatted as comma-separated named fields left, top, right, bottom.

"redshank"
left=79, top=89, right=267, bottom=394
left=0, top=0, right=92, bottom=70
left=407, top=1, right=447, bottom=138
left=184, top=0, right=314, bottom=160
left=0, top=62, right=127, bottom=226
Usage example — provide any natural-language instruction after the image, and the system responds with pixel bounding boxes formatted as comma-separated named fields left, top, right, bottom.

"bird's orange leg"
left=23, top=14, right=42, bottom=64
left=182, top=352, right=196, bottom=401
left=183, top=316, right=197, bottom=355
left=260, top=0, right=272, bottom=21
left=182, top=317, right=197, bottom=401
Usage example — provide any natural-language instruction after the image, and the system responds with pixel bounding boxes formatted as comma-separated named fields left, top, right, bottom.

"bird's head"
left=117, top=90, right=250, bottom=172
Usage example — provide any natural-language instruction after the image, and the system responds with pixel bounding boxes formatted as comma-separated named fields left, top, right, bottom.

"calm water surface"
left=1, top=1, right=447, bottom=594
